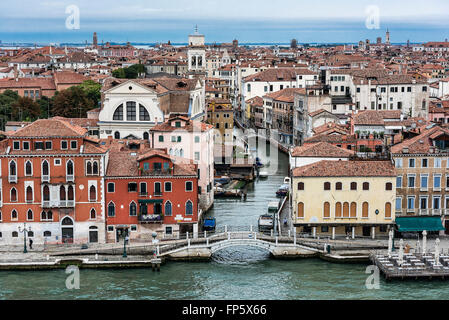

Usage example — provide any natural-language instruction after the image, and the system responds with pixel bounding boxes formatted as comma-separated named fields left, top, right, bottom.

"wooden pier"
left=370, top=252, right=449, bottom=281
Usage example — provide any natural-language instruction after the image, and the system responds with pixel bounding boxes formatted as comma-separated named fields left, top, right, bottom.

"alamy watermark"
left=365, top=5, right=380, bottom=30
left=65, top=5, right=80, bottom=30
left=365, top=265, right=380, bottom=290
left=65, top=265, right=80, bottom=290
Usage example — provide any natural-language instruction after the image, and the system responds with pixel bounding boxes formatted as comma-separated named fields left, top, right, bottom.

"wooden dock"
left=370, top=252, right=449, bottom=280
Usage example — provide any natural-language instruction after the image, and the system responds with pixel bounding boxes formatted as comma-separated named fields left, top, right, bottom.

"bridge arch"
left=209, top=239, right=276, bottom=255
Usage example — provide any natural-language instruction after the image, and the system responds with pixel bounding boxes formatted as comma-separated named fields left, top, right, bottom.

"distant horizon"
left=1, top=1, right=448, bottom=44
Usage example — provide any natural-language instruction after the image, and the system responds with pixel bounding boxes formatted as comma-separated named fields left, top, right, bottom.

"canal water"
left=2, top=152, right=449, bottom=300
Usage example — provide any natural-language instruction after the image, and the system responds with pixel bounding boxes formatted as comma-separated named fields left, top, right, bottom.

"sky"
left=0, top=0, right=448, bottom=44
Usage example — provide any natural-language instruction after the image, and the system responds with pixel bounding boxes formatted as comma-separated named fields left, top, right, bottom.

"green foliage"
left=52, top=86, right=95, bottom=118
left=78, top=80, right=101, bottom=107
left=112, top=64, right=145, bottom=79
left=11, top=97, right=40, bottom=121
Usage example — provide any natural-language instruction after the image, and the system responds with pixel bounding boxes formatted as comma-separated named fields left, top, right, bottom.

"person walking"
left=29, top=238, right=33, bottom=250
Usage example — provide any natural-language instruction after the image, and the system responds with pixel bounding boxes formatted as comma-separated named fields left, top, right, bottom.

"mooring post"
left=288, top=230, right=291, bottom=238
left=271, top=229, right=274, bottom=237
left=157, top=245, right=160, bottom=256
left=206, top=238, right=209, bottom=246
left=224, top=225, right=228, bottom=233
left=186, top=231, right=189, bottom=240
left=188, top=239, right=191, bottom=248
left=250, top=225, right=253, bottom=232
left=293, top=232, right=296, bottom=246
left=228, top=232, right=231, bottom=240
left=276, top=236, right=278, bottom=246
left=204, top=230, right=207, bottom=239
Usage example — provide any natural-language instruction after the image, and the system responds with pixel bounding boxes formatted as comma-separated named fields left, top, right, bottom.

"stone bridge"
left=157, top=227, right=322, bottom=260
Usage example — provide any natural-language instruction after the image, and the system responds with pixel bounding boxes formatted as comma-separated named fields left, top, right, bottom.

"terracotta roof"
left=391, top=125, right=449, bottom=154
left=353, top=110, right=401, bottom=126
left=263, top=88, right=306, bottom=103
left=291, top=142, right=354, bottom=157
left=245, top=67, right=317, bottom=82
left=150, top=118, right=213, bottom=133
left=292, top=160, right=395, bottom=177
left=0, top=77, right=56, bottom=90
left=9, top=119, right=87, bottom=138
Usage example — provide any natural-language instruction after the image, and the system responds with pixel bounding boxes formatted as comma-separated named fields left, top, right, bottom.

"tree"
left=112, top=68, right=126, bottom=79
left=52, top=87, right=95, bottom=118
left=36, top=96, right=53, bottom=119
left=11, top=97, right=40, bottom=121
left=291, top=39, right=298, bottom=49
left=0, top=90, right=20, bottom=129
left=78, top=80, right=101, bottom=107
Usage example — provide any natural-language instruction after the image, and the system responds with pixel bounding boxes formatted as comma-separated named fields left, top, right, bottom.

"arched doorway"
left=61, top=216, right=74, bottom=244
left=89, top=226, right=98, bottom=243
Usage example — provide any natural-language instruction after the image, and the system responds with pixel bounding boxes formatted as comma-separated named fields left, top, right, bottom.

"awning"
left=138, top=199, right=163, bottom=204
left=396, top=216, right=445, bottom=232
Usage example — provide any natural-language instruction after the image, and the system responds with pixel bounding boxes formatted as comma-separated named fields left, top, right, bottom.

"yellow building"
left=206, top=99, right=233, bottom=143
left=292, top=160, right=396, bottom=239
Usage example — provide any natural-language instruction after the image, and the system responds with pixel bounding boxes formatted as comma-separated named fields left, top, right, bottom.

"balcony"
left=42, top=201, right=51, bottom=208
left=66, top=175, right=74, bottom=182
left=419, top=209, right=429, bottom=216
left=153, top=192, right=163, bottom=197
left=138, top=214, right=163, bottom=224
left=42, top=175, right=50, bottom=183
left=8, top=175, right=17, bottom=183
left=139, top=192, right=148, bottom=197
left=432, top=209, right=442, bottom=216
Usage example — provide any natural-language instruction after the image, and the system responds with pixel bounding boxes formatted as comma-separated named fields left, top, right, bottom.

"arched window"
left=87, top=161, right=92, bottom=175
left=114, top=131, right=121, bottom=139
left=61, top=217, right=73, bottom=225
left=41, top=211, right=47, bottom=220
left=90, top=208, right=96, bottom=219
left=385, top=202, right=392, bottom=219
left=25, top=161, right=32, bottom=176
left=10, top=188, right=17, bottom=202
left=89, top=185, right=96, bottom=202
left=298, top=182, right=304, bottom=191
left=27, top=209, right=33, bottom=221
left=66, top=160, right=74, bottom=176
left=363, top=182, right=370, bottom=191
left=343, top=202, right=350, bottom=217
left=67, top=185, right=74, bottom=201
left=324, top=182, right=331, bottom=190
left=113, top=104, right=124, bottom=120
left=47, top=210, right=53, bottom=220
left=59, top=185, right=66, bottom=201
left=9, top=160, right=16, bottom=176
left=165, top=201, right=172, bottom=216
left=44, top=231, right=51, bottom=237
left=336, top=182, right=343, bottom=190
left=323, top=202, right=330, bottom=218
left=108, top=202, right=115, bottom=217
left=129, top=202, right=137, bottom=216
left=11, top=209, right=18, bottom=220
left=26, top=186, right=33, bottom=202
left=42, top=160, right=49, bottom=176
left=93, top=161, right=99, bottom=174
left=143, top=132, right=149, bottom=141
left=350, top=202, right=357, bottom=218
left=139, top=105, right=150, bottom=121
left=43, top=185, right=50, bottom=201
left=350, top=182, right=357, bottom=190
left=297, top=202, right=304, bottom=218
left=362, top=202, right=369, bottom=218
left=186, top=201, right=193, bottom=216
left=335, top=202, right=342, bottom=218
left=386, top=183, right=393, bottom=191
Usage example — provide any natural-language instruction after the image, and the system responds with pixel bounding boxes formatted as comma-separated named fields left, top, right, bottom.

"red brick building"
left=0, top=119, right=107, bottom=245
left=105, top=147, right=199, bottom=242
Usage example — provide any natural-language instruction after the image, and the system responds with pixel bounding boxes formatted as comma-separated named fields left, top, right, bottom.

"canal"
left=2, top=152, right=449, bottom=299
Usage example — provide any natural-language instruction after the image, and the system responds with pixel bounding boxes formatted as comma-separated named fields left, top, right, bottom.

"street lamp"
left=18, top=223, right=31, bottom=254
